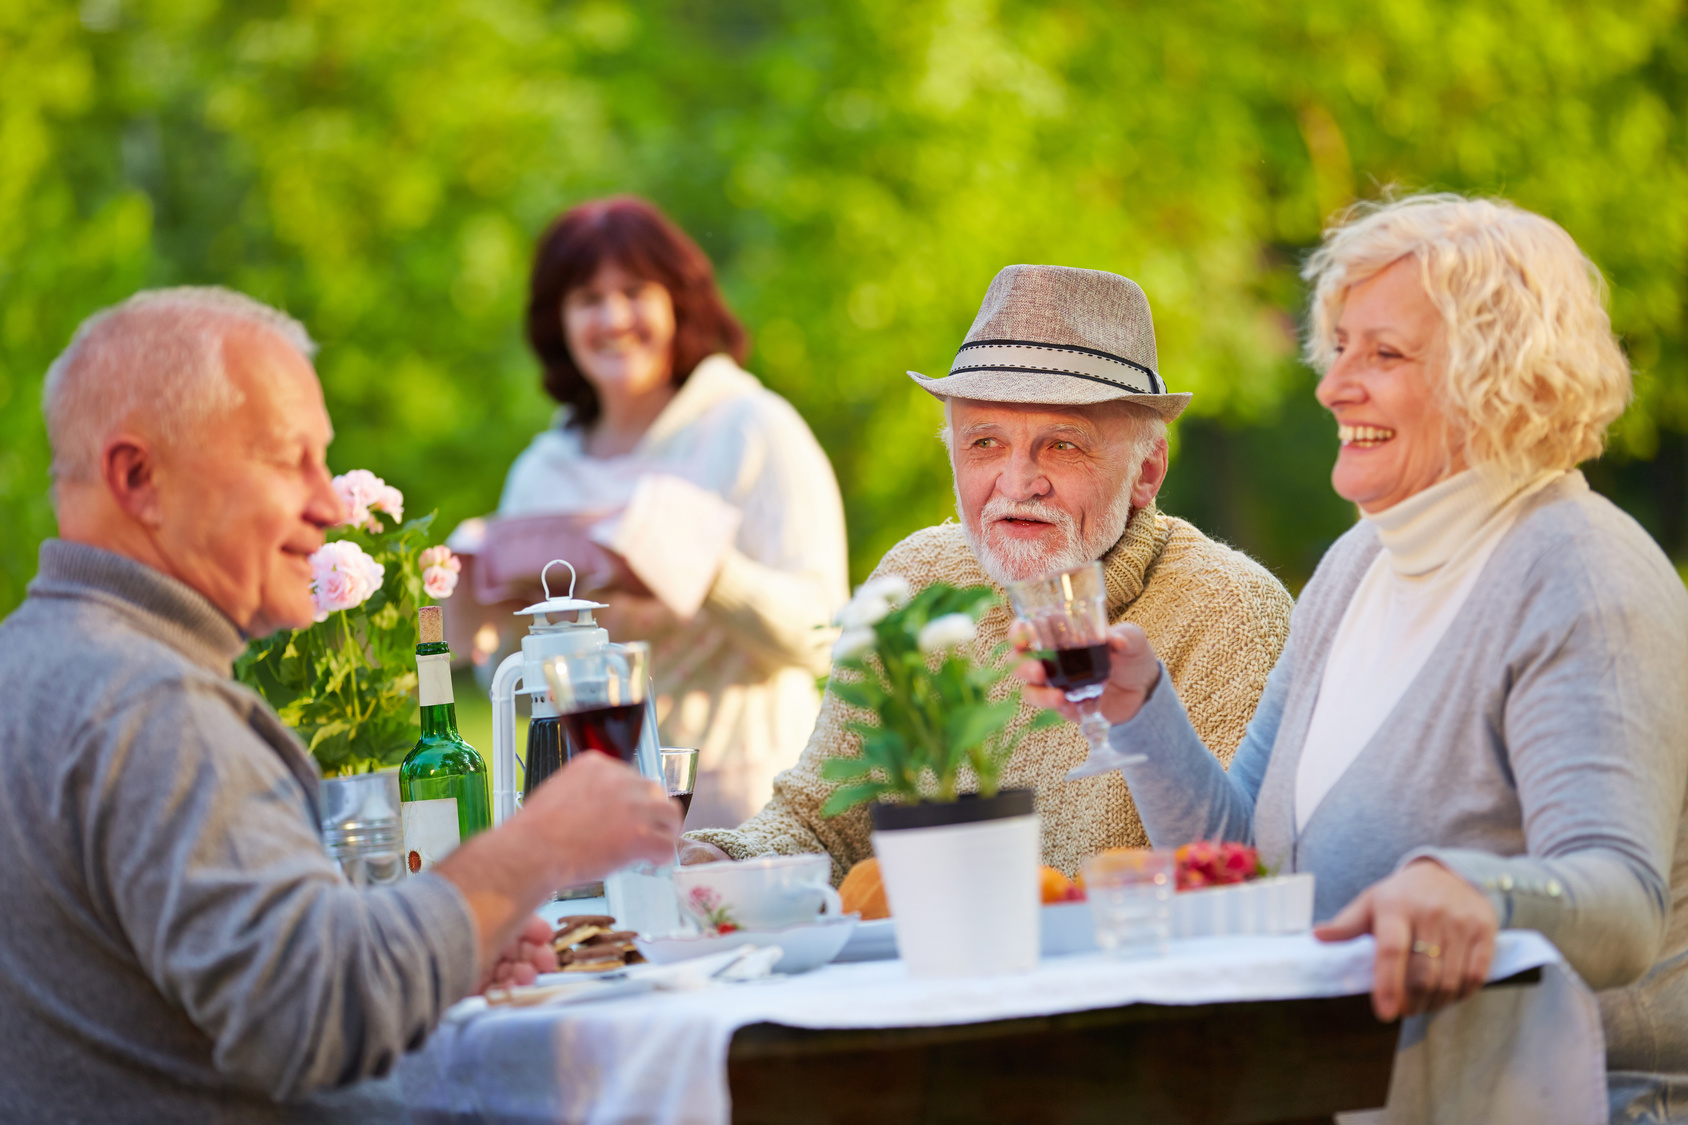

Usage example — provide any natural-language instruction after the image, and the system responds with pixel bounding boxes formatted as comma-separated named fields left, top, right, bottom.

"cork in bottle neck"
left=418, top=605, right=444, bottom=644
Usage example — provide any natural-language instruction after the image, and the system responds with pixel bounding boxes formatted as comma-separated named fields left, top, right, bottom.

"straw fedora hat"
left=908, top=264, right=1191, bottom=422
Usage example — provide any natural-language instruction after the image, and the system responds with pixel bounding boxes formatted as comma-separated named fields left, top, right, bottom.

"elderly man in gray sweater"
left=0, top=288, right=682, bottom=1123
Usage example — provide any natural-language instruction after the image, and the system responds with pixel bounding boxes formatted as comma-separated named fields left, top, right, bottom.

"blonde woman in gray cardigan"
left=1018, top=195, right=1688, bottom=1121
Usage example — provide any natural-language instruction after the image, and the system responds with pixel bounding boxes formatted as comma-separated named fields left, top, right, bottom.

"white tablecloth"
left=399, top=929, right=1603, bottom=1125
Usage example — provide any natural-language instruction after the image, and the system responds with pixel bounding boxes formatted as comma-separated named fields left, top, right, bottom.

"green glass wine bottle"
left=400, top=606, right=491, bottom=875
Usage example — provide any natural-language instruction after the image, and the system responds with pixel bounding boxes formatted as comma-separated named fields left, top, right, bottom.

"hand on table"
left=1010, top=620, right=1163, bottom=726
left=1314, top=858, right=1498, bottom=1021
left=476, top=915, right=557, bottom=994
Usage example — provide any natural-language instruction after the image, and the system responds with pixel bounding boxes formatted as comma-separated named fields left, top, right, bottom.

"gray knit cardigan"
left=1112, top=473, right=1688, bottom=1077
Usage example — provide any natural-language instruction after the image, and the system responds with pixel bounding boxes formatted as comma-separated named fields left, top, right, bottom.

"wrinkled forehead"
left=947, top=396, right=1128, bottom=438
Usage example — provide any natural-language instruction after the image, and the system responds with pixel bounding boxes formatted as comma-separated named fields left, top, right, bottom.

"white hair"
left=941, top=398, right=1167, bottom=587
left=42, top=286, right=316, bottom=486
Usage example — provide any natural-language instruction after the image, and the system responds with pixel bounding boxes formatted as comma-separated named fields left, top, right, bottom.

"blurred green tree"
left=2, top=0, right=1684, bottom=616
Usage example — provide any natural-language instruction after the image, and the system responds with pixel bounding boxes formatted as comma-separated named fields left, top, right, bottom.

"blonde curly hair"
left=1303, top=194, right=1631, bottom=475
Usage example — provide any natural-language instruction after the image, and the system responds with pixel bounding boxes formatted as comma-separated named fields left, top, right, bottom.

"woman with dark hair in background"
left=492, top=196, right=847, bottom=829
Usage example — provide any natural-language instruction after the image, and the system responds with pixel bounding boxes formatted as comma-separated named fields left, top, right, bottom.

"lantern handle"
left=540, top=559, right=578, bottom=601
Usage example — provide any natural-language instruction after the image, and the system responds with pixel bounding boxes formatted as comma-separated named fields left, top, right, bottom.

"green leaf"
left=1025, top=708, right=1066, bottom=732
left=847, top=723, right=909, bottom=769
left=821, top=757, right=878, bottom=782
left=946, top=697, right=1019, bottom=753
left=829, top=677, right=886, bottom=712
left=820, top=782, right=891, bottom=818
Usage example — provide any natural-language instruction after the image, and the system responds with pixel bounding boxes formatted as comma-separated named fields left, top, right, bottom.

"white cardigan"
left=500, top=355, right=849, bottom=828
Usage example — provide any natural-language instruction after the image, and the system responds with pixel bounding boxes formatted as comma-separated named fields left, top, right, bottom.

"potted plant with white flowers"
left=823, top=576, right=1061, bottom=978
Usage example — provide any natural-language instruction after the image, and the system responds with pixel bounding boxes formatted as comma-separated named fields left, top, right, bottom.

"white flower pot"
left=869, top=790, right=1041, bottom=979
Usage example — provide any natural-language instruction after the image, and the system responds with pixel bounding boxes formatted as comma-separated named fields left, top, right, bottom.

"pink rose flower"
left=310, top=540, right=385, bottom=621
left=418, top=545, right=457, bottom=570
left=423, top=566, right=458, bottom=599
left=418, top=545, right=461, bottom=600
left=331, top=469, right=404, bottom=531
left=374, top=484, right=404, bottom=521
left=331, top=470, right=380, bottom=528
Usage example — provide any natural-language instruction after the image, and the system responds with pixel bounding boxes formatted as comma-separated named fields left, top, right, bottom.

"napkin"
left=590, top=474, right=742, bottom=621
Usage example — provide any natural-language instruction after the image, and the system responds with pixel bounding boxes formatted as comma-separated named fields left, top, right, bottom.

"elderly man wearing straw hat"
left=681, top=265, right=1292, bottom=878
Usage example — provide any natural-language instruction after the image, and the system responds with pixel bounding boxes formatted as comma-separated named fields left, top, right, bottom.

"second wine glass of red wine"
left=661, top=747, right=698, bottom=824
left=1008, top=561, right=1144, bottom=780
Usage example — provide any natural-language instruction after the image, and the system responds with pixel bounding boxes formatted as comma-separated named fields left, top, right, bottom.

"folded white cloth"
left=589, top=474, right=742, bottom=621
left=400, top=931, right=1590, bottom=1125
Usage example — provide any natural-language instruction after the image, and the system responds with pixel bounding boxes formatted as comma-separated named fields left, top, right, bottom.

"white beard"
left=959, top=483, right=1138, bottom=589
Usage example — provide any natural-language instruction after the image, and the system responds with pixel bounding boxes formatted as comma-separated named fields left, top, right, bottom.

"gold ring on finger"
left=1411, top=940, right=1442, bottom=959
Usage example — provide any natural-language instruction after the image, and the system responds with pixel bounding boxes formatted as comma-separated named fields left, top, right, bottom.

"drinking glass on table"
left=661, top=747, right=698, bottom=824
left=1083, top=848, right=1174, bottom=958
left=1008, top=562, right=1144, bottom=779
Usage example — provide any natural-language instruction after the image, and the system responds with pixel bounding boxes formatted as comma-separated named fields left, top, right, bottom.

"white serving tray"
left=1171, top=873, right=1315, bottom=940
left=831, top=873, right=1316, bottom=964
left=1043, top=873, right=1316, bottom=955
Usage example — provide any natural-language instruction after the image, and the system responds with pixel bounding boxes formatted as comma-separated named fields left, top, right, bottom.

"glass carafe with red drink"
left=539, top=640, right=683, bottom=934
left=1009, top=562, right=1146, bottom=780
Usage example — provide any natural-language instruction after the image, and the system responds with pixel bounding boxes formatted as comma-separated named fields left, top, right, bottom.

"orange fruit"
left=840, top=857, right=890, bottom=920
left=1039, top=866, right=1073, bottom=904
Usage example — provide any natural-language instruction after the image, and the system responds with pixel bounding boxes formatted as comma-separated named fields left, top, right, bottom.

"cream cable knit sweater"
left=687, top=505, right=1293, bottom=881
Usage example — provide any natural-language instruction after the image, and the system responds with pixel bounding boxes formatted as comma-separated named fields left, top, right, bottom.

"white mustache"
left=980, top=497, right=1079, bottom=538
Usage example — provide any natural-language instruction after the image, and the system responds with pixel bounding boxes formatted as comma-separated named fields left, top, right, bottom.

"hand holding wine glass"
left=1012, top=620, right=1163, bottom=728
left=1007, top=562, right=1160, bottom=779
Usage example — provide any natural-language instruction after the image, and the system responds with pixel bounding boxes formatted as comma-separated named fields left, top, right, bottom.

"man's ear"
left=101, top=433, right=165, bottom=529
left=1129, top=438, right=1169, bottom=508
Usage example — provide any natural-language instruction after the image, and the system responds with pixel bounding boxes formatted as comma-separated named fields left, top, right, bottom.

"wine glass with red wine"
left=540, top=642, right=651, bottom=772
left=1008, top=562, right=1145, bottom=780
left=661, top=747, right=698, bottom=824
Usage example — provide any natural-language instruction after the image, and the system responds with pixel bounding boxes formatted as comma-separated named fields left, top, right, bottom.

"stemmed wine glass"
left=1008, top=562, right=1145, bottom=780
left=539, top=641, right=651, bottom=771
left=661, top=747, right=698, bottom=825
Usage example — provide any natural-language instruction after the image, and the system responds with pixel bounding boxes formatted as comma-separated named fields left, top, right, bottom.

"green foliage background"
left=4, top=0, right=1686, bottom=615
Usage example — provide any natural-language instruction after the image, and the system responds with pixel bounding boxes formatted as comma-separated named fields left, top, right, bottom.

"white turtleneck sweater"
left=1293, top=466, right=1564, bottom=831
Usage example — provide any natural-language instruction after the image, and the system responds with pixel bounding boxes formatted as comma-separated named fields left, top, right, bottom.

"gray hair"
left=42, top=286, right=316, bottom=485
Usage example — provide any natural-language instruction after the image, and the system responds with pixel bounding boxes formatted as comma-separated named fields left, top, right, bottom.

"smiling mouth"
left=1338, top=425, right=1396, bottom=447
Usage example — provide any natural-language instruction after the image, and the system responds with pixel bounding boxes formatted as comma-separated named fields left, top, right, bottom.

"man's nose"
left=308, top=468, right=347, bottom=529
left=999, top=450, right=1052, bottom=501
